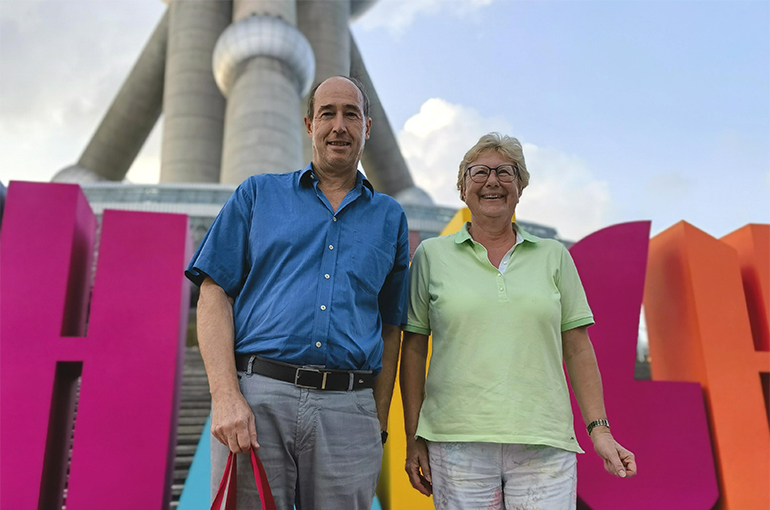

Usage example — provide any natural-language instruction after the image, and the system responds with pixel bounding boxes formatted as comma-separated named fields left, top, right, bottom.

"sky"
left=1, top=0, right=768, bottom=241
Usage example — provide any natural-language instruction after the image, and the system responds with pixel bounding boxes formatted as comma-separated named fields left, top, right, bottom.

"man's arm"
left=400, top=332, right=432, bottom=496
left=198, top=276, right=258, bottom=453
left=373, top=324, right=402, bottom=433
left=563, top=326, right=636, bottom=478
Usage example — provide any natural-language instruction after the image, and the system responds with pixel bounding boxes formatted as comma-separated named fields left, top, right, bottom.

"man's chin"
left=318, top=155, right=358, bottom=173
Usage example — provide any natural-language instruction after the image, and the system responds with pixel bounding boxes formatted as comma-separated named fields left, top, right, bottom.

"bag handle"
left=211, top=448, right=277, bottom=510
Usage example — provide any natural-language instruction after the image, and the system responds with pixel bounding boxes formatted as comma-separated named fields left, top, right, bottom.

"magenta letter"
left=569, top=222, right=718, bottom=509
left=0, top=182, right=191, bottom=509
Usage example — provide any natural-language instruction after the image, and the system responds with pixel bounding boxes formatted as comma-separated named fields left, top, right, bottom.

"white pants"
left=427, top=442, right=577, bottom=510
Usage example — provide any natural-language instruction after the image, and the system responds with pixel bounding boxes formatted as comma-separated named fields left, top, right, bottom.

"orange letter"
left=644, top=222, right=770, bottom=510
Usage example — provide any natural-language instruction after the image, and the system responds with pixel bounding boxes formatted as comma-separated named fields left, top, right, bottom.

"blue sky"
left=1, top=0, right=768, bottom=240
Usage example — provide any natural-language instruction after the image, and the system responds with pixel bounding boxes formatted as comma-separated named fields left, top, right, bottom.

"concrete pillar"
left=350, top=33, right=431, bottom=203
left=52, top=11, right=169, bottom=183
left=216, top=0, right=314, bottom=183
left=160, top=0, right=231, bottom=183
left=297, top=0, right=351, bottom=162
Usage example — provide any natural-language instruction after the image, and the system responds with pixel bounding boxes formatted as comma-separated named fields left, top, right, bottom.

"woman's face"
left=462, top=150, right=520, bottom=222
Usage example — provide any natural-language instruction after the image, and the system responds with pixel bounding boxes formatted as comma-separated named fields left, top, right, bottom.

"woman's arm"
left=563, top=326, right=637, bottom=478
left=400, top=331, right=433, bottom=495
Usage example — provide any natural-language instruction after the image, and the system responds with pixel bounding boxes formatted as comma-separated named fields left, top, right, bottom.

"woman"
left=401, top=133, right=636, bottom=509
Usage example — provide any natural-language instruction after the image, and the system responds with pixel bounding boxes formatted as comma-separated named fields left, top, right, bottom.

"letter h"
left=0, top=182, right=191, bottom=509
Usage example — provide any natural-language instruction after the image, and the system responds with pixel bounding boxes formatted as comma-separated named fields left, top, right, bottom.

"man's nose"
left=332, top=112, right=347, bottom=132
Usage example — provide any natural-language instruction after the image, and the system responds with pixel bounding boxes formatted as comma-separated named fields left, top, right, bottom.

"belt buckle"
left=294, top=367, right=329, bottom=390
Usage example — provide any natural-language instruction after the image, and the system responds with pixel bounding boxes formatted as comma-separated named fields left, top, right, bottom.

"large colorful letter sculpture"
left=0, top=182, right=191, bottom=509
left=645, top=222, right=770, bottom=510
left=569, top=222, right=718, bottom=509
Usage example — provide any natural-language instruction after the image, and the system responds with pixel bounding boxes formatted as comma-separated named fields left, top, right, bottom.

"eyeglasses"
left=466, top=164, right=518, bottom=183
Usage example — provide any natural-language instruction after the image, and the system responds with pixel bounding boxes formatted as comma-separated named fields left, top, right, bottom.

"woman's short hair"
left=456, top=132, right=530, bottom=199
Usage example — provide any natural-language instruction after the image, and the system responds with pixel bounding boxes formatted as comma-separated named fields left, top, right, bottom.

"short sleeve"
left=185, top=179, right=255, bottom=297
left=378, top=211, right=410, bottom=327
left=558, top=245, right=595, bottom=331
left=404, top=242, right=431, bottom=335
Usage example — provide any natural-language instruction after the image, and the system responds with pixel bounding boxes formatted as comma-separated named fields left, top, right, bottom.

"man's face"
left=305, top=77, right=371, bottom=174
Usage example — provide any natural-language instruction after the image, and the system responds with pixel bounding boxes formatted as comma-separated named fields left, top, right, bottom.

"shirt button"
left=329, top=244, right=334, bottom=250
left=497, top=273, right=502, bottom=277
left=499, top=288, right=504, bottom=291
left=333, top=217, right=337, bottom=222
left=320, top=305, right=326, bottom=310
left=324, top=274, right=330, bottom=279
left=316, top=342, right=322, bottom=348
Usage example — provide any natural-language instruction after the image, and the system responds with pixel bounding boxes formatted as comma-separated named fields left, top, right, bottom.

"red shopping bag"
left=211, top=448, right=277, bottom=510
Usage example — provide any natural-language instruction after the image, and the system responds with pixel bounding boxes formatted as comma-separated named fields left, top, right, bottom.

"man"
left=185, top=76, right=409, bottom=509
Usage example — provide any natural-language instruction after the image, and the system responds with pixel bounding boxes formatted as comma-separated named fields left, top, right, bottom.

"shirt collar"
left=300, top=163, right=374, bottom=195
left=454, top=222, right=540, bottom=244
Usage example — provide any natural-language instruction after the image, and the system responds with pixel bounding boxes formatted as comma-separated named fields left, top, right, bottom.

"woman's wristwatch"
left=586, top=419, right=610, bottom=436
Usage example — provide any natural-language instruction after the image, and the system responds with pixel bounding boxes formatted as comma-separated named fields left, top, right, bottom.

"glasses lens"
left=496, top=165, right=515, bottom=182
left=469, top=166, right=490, bottom=182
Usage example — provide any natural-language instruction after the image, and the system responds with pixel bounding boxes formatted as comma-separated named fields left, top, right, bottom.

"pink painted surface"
left=568, top=222, right=718, bottom=509
left=0, top=182, right=191, bottom=509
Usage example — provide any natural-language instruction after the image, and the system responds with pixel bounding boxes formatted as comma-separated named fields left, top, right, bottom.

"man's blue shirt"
left=185, top=164, right=410, bottom=375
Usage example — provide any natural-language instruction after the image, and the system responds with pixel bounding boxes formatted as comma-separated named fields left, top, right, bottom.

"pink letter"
left=0, top=182, right=191, bottom=509
left=569, top=222, right=718, bottom=509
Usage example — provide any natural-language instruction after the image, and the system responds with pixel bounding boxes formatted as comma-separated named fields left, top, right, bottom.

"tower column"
left=350, top=33, right=431, bottom=203
left=298, top=0, right=351, bottom=162
left=215, top=0, right=315, bottom=184
left=160, top=0, right=232, bottom=184
left=53, top=11, right=169, bottom=183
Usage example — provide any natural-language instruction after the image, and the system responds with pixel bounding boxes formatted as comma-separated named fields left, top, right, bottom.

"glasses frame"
left=465, top=164, right=519, bottom=184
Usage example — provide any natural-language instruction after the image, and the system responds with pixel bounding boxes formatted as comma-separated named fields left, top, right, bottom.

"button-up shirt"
left=186, top=164, right=410, bottom=374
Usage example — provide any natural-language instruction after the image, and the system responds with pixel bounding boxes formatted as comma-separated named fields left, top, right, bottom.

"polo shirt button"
left=333, top=217, right=337, bottom=222
left=316, top=342, right=322, bottom=348
left=324, top=274, right=330, bottom=279
left=497, top=273, right=502, bottom=277
left=329, top=245, right=334, bottom=250
left=320, top=305, right=326, bottom=310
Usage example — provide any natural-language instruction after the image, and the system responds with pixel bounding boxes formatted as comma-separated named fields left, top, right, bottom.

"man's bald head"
left=306, top=76, right=370, bottom=119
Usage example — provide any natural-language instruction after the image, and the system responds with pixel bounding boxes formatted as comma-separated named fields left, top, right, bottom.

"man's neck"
left=312, top=162, right=358, bottom=194
left=312, top=162, right=359, bottom=213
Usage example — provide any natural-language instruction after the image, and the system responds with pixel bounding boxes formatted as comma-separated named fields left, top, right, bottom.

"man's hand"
left=591, top=428, right=637, bottom=478
left=405, top=437, right=432, bottom=496
left=211, top=391, right=259, bottom=454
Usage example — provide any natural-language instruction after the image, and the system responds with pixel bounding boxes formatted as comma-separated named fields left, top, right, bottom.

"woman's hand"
left=591, top=428, right=637, bottom=478
left=405, top=437, right=432, bottom=496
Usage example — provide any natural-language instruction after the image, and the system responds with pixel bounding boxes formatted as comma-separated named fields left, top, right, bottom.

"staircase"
left=170, top=347, right=211, bottom=508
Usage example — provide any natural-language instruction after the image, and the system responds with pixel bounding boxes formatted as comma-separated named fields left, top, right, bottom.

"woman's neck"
left=468, top=217, right=517, bottom=249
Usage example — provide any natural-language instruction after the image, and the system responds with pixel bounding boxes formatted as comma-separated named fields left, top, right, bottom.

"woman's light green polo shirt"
left=404, top=223, right=594, bottom=453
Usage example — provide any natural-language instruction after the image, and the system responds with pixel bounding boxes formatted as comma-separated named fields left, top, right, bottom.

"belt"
left=235, top=354, right=374, bottom=391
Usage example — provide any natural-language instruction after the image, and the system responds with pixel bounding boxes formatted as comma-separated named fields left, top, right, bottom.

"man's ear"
left=365, top=116, right=372, bottom=139
left=304, top=116, right=313, bottom=137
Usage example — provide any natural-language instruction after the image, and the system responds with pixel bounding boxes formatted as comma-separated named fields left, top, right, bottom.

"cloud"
left=0, top=0, right=165, bottom=185
left=357, top=0, right=495, bottom=33
left=397, top=98, right=611, bottom=240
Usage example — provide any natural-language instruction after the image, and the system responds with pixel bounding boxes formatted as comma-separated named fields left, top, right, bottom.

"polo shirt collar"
left=300, top=163, right=374, bottom=195
left=455, top=221, right=541, bottom=244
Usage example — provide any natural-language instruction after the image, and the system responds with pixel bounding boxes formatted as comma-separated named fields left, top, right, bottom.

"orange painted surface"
left=721, top=224, right=770, bottom=352
left=644, top=221, right=770, bottom=510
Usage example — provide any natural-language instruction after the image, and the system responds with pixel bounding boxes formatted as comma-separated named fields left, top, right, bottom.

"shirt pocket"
left=349, top=229, right=396, bottom=294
